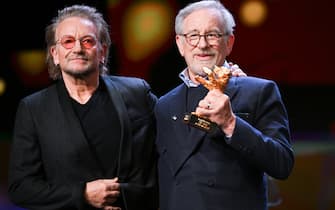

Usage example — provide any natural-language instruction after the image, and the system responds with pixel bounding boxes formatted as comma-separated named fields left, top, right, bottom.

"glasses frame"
left=179, top=32, right=227, bottom=47
left=56, top=35, right=98, bottom=50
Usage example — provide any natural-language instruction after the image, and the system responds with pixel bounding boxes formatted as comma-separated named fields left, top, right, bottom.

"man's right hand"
left=85, top=177, right=121, bottom=209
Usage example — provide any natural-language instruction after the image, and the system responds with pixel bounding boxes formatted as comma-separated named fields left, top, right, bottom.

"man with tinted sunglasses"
left=8, top=5, right=158, bottom=210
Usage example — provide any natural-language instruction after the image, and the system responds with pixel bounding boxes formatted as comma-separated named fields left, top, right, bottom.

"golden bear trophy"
left=183, top=65, right=231, bottom=132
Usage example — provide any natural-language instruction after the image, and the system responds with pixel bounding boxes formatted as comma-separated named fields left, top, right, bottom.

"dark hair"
left=45, top=4, right=111, bottom=80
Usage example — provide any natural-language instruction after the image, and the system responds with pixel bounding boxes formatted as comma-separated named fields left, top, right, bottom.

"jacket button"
left=207, top=179, right=215, bottom=187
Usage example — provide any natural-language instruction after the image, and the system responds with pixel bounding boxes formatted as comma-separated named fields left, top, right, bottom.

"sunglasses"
left=56, top=35, right=97, bottom=49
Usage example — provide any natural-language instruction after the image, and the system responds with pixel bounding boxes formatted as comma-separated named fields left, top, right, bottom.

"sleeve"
left=227, top=80, right=294, bottom=179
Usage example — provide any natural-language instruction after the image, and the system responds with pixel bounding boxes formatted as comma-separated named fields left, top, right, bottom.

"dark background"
left=1, top=0, right=335, bottom=134
left=1, top=0, right=334, bottom=209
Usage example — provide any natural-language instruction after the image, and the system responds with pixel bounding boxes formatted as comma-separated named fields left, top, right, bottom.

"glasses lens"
left=186, top=34, right=200, bottom=46
left=81, top=37, right=96, bottom=49
left=59, top=36, right=97, bottom=49
left=206, top=33, right=221, bottom=45
left=60, top=36, right=76, bottom=49
left=184, top=32, right=223, bottom=46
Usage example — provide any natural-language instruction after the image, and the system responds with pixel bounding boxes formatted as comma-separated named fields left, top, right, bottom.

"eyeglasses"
left=56, top=35, right=97, bottom=49
left=179, top=32, right=226, bottom=47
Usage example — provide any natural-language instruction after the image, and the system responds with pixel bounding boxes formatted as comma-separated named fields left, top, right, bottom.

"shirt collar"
left=179, top=68, right=198, bottom=88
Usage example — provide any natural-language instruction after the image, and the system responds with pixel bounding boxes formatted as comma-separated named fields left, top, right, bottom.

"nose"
left=197, top=35, right=209, bottom=48
left=72, top=39, right=83, bottom=50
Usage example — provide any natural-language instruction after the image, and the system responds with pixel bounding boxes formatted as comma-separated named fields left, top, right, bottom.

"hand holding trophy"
left=183, top=65, right=231, bottom=132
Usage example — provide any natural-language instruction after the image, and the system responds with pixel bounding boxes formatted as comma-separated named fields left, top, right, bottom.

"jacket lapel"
left=165, top=84, right=208, bottom=176
left=225, top=77, right=240, bottom=108
left=102, top=76, right=131, bottom=181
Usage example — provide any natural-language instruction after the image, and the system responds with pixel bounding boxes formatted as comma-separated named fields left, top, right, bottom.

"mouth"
left=195, top=53, right=213, bottom=61
left=68, top=57, right=89, bottom=64
left=70, top=57, right=88, bottom=61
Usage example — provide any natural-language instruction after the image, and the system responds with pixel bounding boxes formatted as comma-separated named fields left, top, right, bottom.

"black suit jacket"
left=155, top=76, right=294, bottom=210
left=8, top=75, right=158, bottom=210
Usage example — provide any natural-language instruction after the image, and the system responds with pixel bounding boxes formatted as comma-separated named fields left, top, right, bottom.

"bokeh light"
left=11, top=50, right=50, bottom=87
left=0, top=78, right=6, bottom=96
left=122, top=2, right=173, bottom=61
left=16, top=50, right=46, bottom=75
left=239, top=0, right=268, bottom=27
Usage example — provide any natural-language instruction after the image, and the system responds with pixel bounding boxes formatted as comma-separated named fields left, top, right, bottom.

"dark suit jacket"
left=155, top=76, right=294, bottom=210
left=8, top=75, right=158, bottom=210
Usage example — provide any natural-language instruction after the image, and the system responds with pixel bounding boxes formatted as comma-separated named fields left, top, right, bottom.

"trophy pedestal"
left=183, top=112, right=218, bottom=132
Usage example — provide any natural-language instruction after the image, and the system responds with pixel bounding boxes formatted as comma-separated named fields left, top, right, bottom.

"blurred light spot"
left=17, top=50, right=46, bottom=75
left=122, top=2, right=173, bottom=61
left=11, top=50, right=50, bottom=87
left=240, top=0, right=268, bottom=27
left=0, top=78, right=6, bottom=96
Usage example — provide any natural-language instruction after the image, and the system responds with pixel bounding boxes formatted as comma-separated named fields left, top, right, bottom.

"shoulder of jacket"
left=103, top=75, right=146, bottom=87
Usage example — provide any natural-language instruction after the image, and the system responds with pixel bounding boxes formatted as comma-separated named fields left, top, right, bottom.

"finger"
left=102, top=179, right=119, bottom=189
left=105, top=196, right=118, bottom=204
left=107, top=183, right=120, bottom=191
left=199, top=101, right=211, bottom=110
left=107, top=190, right=120, bottom=198
left=198, top=99, right=208, bottom=109
left=231, top=69, right=247, bottom=77
left=229, top=64, right=239, bottom=70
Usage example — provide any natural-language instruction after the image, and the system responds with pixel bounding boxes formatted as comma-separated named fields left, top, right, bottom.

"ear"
left=175, top=35, right=185, bottom=57
left=50, top=46, right=59, bottom=65
left=225, top=34, right=235, bottom=56
left=100, top=44, right=108, bottom=64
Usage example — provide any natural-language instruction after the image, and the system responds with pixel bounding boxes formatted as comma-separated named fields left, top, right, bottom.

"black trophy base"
left=183, top=112, right=217, bottom=132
